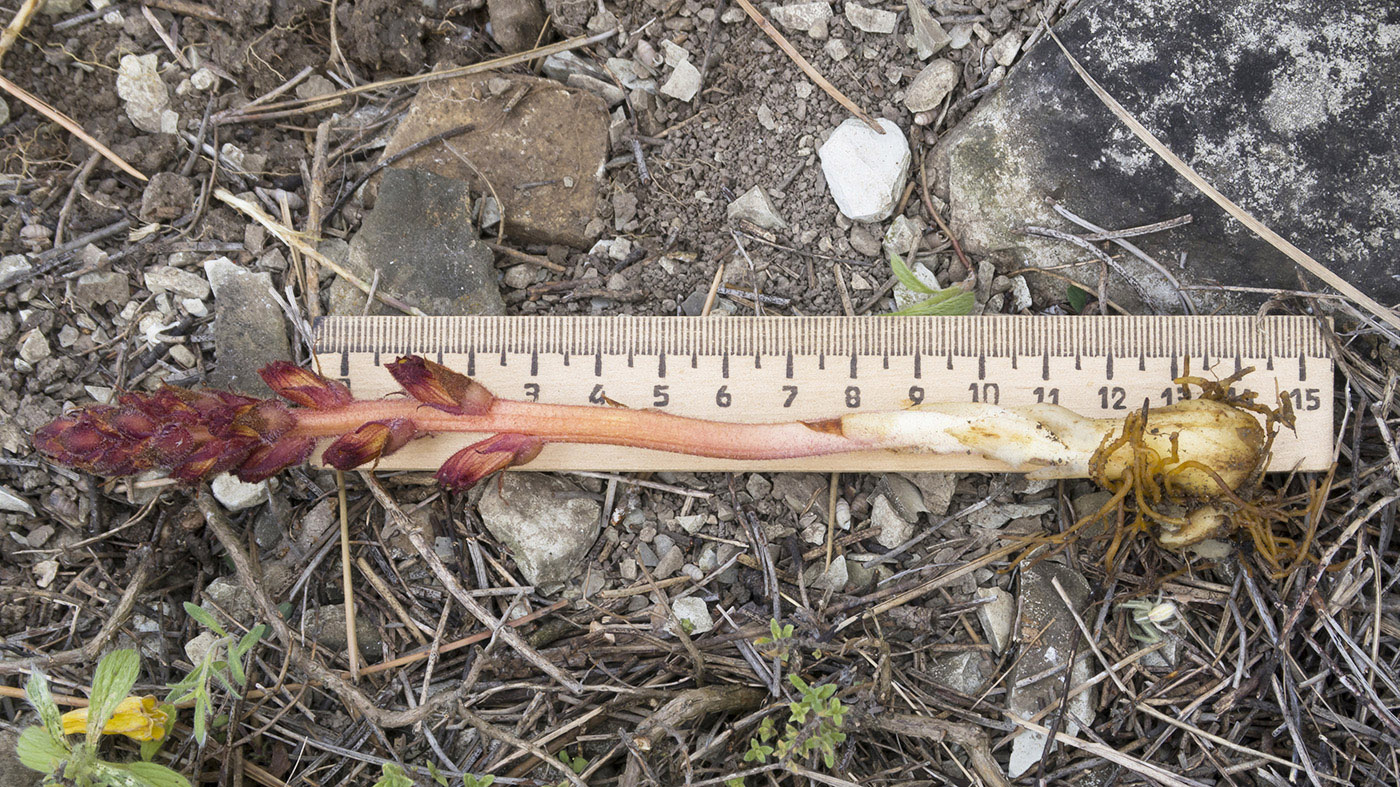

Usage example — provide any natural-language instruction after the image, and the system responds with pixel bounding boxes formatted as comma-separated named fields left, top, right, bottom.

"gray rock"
left=669, top=596, right=713, bottom=634
left=201, top=577, right=258, bottom=628
left=0, top=254, right=31, bottom=289
left=17, top=329, right=50, bottom=364
left=907, top=472, right=955, bottom=515
left=928, top=651, right=991, bottom=695
left=773, top=473, right=829, bottom=518
left=379, top=73, right=609, bottom=248
left=1009, top=563, right=1095, bottom=777
left=904, top=59, right=959, bottom=113
left=139, top=172, right=196, bottom=222
left=819, top=118, right=909, bottom=222
left=988, top=30, right=1022, bottom=67
left=975, top=586, right=1013, bottom=653
left=116, top=53, right=176, bottom=134
left=871, top=494, right=912, bottom=549
left=203, top=260, right=291, bottom=396
left=660, top=59, right=703, bottom=102
left=727, top=186, right=788, bottom=230
left=0, top=486, right=35, bottom=516
left=967, top=500, right=1054, bottom=529
left=69, top=271, right=130, bottom=307
left=344, top=169, right=503, bottom=316
left=844, top=2, right=896, bottom=34
left=906, top=0, right=950, bottom=59
left=771, top=1, right=832, bottom=36
left=878, top=473, right=929, bottom=521
left=144, top=265, right=210, bottom=299
left=301, top=603, right=383, bottom=658
left=883, top=215, right=924, bottom=259
left=745, top=473, right=773, bottom=500
left=478, top=474, right=601, bottom=589
left=488, top=0, right=546, bottom=52
left=848, top=224, right=883, bottom=256
left=655, top=544, right=685, bottom=578
left=931, top=0, right=1400, bottom=310
left=0, top=97, right=8, bottom=127
left=807, top=554, right=848, bottom=591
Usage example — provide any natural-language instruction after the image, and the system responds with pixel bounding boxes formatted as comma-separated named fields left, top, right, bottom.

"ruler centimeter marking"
left=312, top=315, right=1333, bottom=474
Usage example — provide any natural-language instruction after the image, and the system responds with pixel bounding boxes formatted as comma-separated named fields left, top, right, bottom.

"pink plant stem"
left=290, top=399, right=872, bottom=460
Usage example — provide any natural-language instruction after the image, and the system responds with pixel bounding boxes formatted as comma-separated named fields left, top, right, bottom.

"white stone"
left=57, top=325, right=80, bottom=348
left=0, top=486, right=34, bottom=516
left=0, top=254, right=31, bottom=288
left=990, top=30, right=1022, bottom=67
left=181, top=297, right=208, bottom=317
left=669, top=597, right=714, bottom=635
left=771, top=1, right=832, bottom=36
left=0, top=96, right=8, bottom=126
left=808, top=554, right=848, bottom=590
left=18, top=329, right=50, bottom=364
left=947, top=23, right=973, bottom=49
left=726, top=186, right=788, bottom=230
left=871, top=495, right=912, bottom=549
left=661, top=40, right=691, bottom=67
left=904, top=58, right=959, bottom=112
left=721, top=7, right=745, bottom=22
left=660, top=58, right=702, bottom=102
left=202, top=256, right=244, bottom=298
left=184, top=631, right=221, bottom=664
left=975, top=587, right=1014, bottom=653
left=144, top=265, right=210, bottom=299
left=1009, top=275, right=1032, bottom=311
left=817, top=117, right=909, bottom=222
left=824, top=38, right=850, bottom=61
left=211, top=473, right=267, bottom=511
left=169, top=344, right=198, bottom=368
left=845, top=2, right=896, bottom=34
left=190, top=68, right=217, bottom=91
left=116, top=53, right=174, bottom=134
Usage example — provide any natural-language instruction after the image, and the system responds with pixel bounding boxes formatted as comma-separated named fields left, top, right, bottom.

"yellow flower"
left=60, top=696, right=168, bottom=741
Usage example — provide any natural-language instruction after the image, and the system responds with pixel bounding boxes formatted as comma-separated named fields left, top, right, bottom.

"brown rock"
left=488, top=0, right=547, bottom=52
left=380, top=72, right=609, bottom=248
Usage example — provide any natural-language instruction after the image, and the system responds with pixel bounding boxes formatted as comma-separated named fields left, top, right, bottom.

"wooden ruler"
left=312, top=315, right=1333, bottom=473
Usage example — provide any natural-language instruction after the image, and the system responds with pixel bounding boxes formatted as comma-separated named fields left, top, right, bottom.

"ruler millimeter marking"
left=313, top=315, right=1333, bottom=473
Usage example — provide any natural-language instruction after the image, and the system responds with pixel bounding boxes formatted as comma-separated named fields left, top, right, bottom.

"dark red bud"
left=237, top=437, right=316, bottom=482
left=435, top=433, right=543, bottom=490
left=259, top=362, right=354, bottom=409
left=321, top=418, right=418, bottom=470
left=386, top=356, right=494, bottom=414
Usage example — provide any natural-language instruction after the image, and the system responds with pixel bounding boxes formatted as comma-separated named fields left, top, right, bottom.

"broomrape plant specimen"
left=35, top=355, right=1294, bottom=552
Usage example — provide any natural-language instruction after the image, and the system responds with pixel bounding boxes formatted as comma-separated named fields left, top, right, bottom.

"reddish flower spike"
left=436, top=433, right=543, bottom=490
left=386, top=356, right=494, bottom=415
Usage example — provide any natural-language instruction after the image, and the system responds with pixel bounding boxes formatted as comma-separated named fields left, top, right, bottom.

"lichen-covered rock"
left=477, top=474, right=601, bottom=590
left=930, top=0, right=1400, bottom=310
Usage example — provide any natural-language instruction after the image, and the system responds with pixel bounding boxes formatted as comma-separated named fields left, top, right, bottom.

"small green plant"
left=15, top=649, right=191, bottom=787
left=753, top=618, right=795, bottom=664
left=373, top=763, right=415, bottom=787
left=726, top=674, right=848, bottom=786
left=552, top=748, right=588, bottom=785
left=887, top=253, right=975, bottom=316
left=165, top=602, right=266, bottom=745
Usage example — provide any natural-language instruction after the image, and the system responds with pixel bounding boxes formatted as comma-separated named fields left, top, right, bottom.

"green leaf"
left=888, top=287, right=975, bottom=316
left=769, top=619, right=781, bottom=639
left=192, top=691, right=209, bottom=745
left=24, top=671, right=64, bottom=742
left=234, top=625, right=266, bottom=659
left=87, top=650, right=141, bottom=745
left=15, top=725, right=69, bottom=773
left=815, top=684, right=836, bottom=700
left=182, top=602, right=227, bottom=638
left=889, top=253, right=935, bottom=295
left=1066, top=284, right=1089, bottom=313
left=371, top=763, right=414, bottom=787
left=116, top=761, right=194, bottom=787
left=787, top=674, right=809, bottom=693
